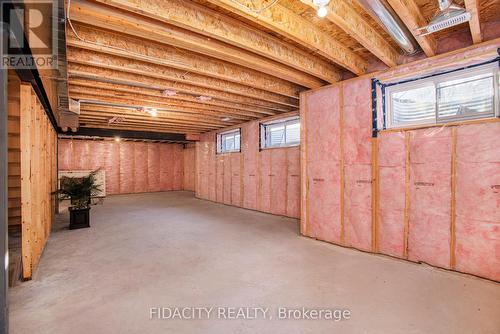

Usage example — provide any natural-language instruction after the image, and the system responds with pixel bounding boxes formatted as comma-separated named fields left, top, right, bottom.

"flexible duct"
left=357, top=0, right=421, bottom=55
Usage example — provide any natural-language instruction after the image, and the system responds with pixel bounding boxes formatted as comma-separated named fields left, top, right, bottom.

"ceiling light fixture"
left=141, top=107, right=158, bottom=117
left=115, top=137, right=121, bottom=142
left=221, top=117, right=231, bottom=122
left=313, top=0, right=330, bottom=18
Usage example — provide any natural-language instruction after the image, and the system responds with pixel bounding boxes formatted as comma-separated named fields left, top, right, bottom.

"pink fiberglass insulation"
left=216, top=154, right=224, bottom=202
left=208, top=141, right=217, bottom=202
left=119, top=141, right=135, bottom=194
left=58, top=139, right=72, bottom=170
left=342, top=78, right=373, bottom=251
left=344, top=164, right=373, bottom=251
left=231, top=153, right=241, bottom=206
left=133, top=142, right=148, bottom=193
left=159, top=144, right=173, bottom=191
left=259, top=149, right=272, bottom=213
left=287, top=147, right=300, bottom=219
left=173, top=145, right=184, bottom=190
left=223, top=155, right=232, bottom=205
left=183, top=146, right=195, bottom=192
left=88, top=140, right=105, bottom=171
left=304, top=87, right=342, bottom=244
left=147, top=143, right=161, bottom=192
left=408, top=128, right=452, bottom=268
left=242, top=123, right=258, bottom=211
left=104, top=141, right=120, bottom=195
left=72, top=140, right=91, bottom=170
left=377, top=132, right=406, bottom=257
left=455, top=123, right=500, bottom=281
left=270, top=149, right=287, bottom=216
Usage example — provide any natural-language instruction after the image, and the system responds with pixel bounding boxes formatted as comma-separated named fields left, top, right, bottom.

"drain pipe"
left=357, top=0, right=421, bottom=55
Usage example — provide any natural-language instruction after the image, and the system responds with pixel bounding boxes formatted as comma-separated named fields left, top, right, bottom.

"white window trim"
left=385, top=63, right=499, bottom=129
left=260, top=116, right=300, bottom=149
left=216, top=128, right=241, bottom=154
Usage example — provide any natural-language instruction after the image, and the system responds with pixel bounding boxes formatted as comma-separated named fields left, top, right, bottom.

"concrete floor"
left=9, top=192, right=500, bottom=334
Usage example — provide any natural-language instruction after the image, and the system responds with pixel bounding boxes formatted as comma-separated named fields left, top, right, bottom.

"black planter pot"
left=69, top=207, right=91, bottom=230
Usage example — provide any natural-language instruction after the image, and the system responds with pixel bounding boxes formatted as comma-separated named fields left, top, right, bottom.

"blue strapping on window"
left=371, top=78, right=378, bottom=138
left=372, top=55, right=500, bottom=131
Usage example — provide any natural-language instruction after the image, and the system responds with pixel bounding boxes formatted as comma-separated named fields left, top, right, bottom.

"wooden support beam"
left=67, top=48, right=297, bottom=108
left=78, top=117, right=208, bottom=133
left=464, top=0, right=482, bottom=44
left=69, top=85, right=261, bottom=120
left=68, top=127, right=190, bottom=140
left=70, top=0, right=330, bottom=88
left=386, top=0, right=437, bottom=57
left=204, top=0, right=368, bottom=73
left=66, top=24, right=302, bottom=98
left=298, top=0, right=399, bottom=67
left=77, top=123, right=203, bottom=134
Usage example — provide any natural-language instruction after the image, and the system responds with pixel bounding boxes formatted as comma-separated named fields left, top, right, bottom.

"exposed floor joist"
left=203, top=0, right=369, bottom=73
left=464, top=0, right=482, bottom=44
left=69, top=0, right=329, bottom=88
left=66, top=23, right=303, bottom=98
left=298, top=0, right=400, bottom=67
left=386, top=0, right=437, bottom=56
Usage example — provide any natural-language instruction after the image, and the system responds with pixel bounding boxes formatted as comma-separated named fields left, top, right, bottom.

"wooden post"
left=450, top=127, right=457, bottom=268
left=403, top=131, right=411, bottom=259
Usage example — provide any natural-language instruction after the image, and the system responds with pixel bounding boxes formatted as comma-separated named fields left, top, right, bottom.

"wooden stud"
left=450, top=127, right=457, bottom=268
left=339, top=84, right=346, bottom=244
left=403, top=131, right=411, bottom=259
left=371, top=137, right=380, bottom=252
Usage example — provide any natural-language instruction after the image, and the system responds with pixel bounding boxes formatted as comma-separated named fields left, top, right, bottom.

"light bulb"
left=317, top=5, right=328, bottom=17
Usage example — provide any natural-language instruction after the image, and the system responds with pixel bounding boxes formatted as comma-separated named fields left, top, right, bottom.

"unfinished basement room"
left=1, top=0, right=499, bottom=333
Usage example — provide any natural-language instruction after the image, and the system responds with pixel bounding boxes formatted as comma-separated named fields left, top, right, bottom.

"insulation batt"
left=195, top=115, right=301, bottom=219
left=58, top=139, right=185, bottom=195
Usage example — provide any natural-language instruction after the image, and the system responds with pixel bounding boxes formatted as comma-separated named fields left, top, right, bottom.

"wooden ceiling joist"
left=77, top=122, right=202, bottom=134
left=72, top=94, right=237, bottom=126
left=464, top=0, right=482, bottom=44
left=69, top=86, right=265, bottom=120
left=67, top=48, right=298, bottom=108
left=203, top=0, right=369, bottom=73
left=386, top=0, right=437, bottom=57
left=94, top=0, right=345, bottom=82
left=78, top=114, right=212, bottom=131
left=70, top=0, right=329, bottom=88
left=78, top=117, right=208, bottom=133
left=66, top=24, right=302, bottom=98
left=69, top=79, right=274, bottom=117
left=67, top=64, right=296, bottom=112
left=298, top=0, right=400, bottom=67
left=79, top=106, right=220, bottom=129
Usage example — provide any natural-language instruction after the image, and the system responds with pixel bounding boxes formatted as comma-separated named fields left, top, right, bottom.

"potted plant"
left=58, top=170, right=102, bottom=230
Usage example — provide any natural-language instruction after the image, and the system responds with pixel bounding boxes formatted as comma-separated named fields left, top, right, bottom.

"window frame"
left=216, top=128, right=241, bottom=154
left=260, top=116, right=300, bottom=150
left=385, top=63, right=499, bottom=129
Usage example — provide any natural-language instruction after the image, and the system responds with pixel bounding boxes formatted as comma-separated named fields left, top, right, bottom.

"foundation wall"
left=301, top=70, right=500, bottom=281
left=58, top=139, right=186, bottom=194
left=195, top=114, right=300, bottom=218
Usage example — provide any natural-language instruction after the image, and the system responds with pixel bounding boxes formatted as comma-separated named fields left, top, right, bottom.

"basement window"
left=260, top=116, right=300, bottom=149
left=217, top=129, right=240, bottom=153
left=385, top=63, right=499, bottom=128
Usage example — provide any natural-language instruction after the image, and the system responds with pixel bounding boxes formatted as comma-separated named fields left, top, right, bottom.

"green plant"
left=58, top=170, right=102, bottom=209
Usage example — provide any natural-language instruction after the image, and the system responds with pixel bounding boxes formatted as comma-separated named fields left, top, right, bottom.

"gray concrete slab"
left=9, top=191, right=500, bottom=334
